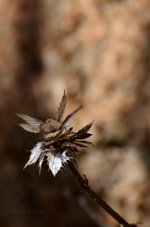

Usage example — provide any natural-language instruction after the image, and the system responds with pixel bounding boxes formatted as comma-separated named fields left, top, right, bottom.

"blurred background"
left=1, top=0, right=150, bottom=226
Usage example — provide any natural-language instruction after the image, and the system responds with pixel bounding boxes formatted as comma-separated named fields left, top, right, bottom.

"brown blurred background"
left=1, top=0, right=150, bottom=226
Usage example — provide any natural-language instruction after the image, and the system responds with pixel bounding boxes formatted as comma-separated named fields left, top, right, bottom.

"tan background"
left=1, top=0, right=150, bottom=226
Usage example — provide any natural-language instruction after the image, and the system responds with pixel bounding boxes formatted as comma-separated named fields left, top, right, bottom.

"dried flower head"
left=17, top=91, right=92, bottom=176
left=17, top=92, right=136, bottom=227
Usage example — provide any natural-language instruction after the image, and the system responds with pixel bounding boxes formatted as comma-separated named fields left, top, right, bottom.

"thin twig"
left=77, top=195, right=106, bottom=227
left=68, top=162, right=137, bottom=227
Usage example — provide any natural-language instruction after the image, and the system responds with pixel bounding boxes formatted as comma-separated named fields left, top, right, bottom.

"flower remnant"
left=17, top=91, right=92, bottom=176
left=17, top=92, right=137, bottom=227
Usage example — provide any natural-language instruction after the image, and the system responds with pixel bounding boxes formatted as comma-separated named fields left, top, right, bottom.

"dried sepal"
left=72, top=122, right=93, bottom=139
left=75, top=140, right=93, bottom=145
left=61, top=106, right=82, bottom=129
left=73, top=142, right=88, bottom=148
left=17, top=113, right=43, bottom=133
left=18, top=124, right=39, bottom=133
left=76, top=132, right=92, bottom=139
left=43, top=131, right=60, bottom=140
left=57, top=90, right=67, bottom=122
left=62, top=142, right=79, bottom=153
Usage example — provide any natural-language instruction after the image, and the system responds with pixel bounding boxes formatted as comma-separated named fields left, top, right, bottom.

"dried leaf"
left=57, top=90, right=67, bottom=122
left=61, top=106, right=82, bottom=129
left=17, top=113, right=43, bottom=133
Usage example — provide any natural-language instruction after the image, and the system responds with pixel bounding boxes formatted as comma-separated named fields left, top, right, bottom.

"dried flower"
left=17, top=92, right=137, bottom=227
left=17, top=91, right=92, bottom=176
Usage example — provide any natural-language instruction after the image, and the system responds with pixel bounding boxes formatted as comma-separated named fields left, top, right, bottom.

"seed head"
left=17, top=91, right=93, bottom=176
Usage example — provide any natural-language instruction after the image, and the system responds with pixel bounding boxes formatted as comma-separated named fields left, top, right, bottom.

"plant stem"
left=68, top=162, right=137, bottom=227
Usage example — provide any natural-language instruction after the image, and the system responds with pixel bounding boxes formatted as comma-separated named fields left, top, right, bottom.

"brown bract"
left=17, top=91, right=93, bottom=176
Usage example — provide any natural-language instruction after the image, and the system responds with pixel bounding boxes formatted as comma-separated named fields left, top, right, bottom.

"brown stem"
left=68, top=162, right=137, bottom=227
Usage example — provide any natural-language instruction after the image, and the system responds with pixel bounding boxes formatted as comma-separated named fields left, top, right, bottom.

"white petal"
left=47, top=151, right=70, bottom=177
left=24, top=142, right=43, bottom=168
